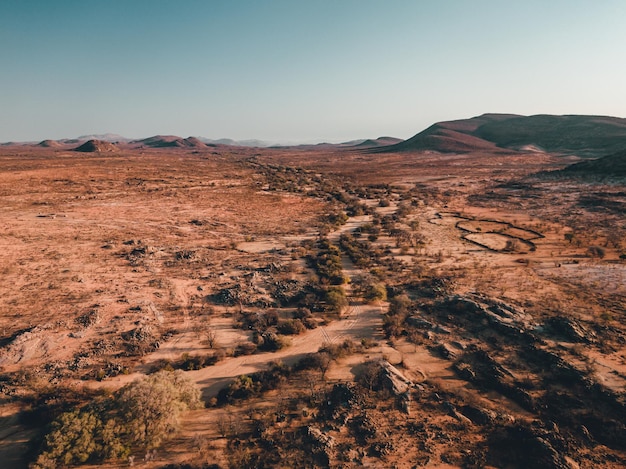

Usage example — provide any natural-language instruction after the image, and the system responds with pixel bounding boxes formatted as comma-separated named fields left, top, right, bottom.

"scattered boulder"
left=305, top=425, right=336, bottom=465
left=0, top=324, right=58, bottom=365
left=121, top=325, right=154, bottom=343
left=306, top=426, right=335, bottom=451
left=121, top=325, right=159, bottom=356
left=430, top=342, right=458, bottom=360
left=445, top=295, right=483, bottom=315
left=368, top=439, right=395, bottom=457
left=407, top=316, right=434, bottom=329
left=460, top=405, right=497, bottom=425
left=443, top=401, right=472, bottom=425
left=379, top=360, right=412, bottom=395
left=271, top=279, right=308, bottom=306
left=433, top=324, right=452, bottom=335
left=175, top=249, right=196, bottom=261
left=453, top=350, right=535, bottom=411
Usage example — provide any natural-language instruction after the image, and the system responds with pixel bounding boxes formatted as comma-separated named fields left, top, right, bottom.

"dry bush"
left=587, top=245, right=606, bottom=259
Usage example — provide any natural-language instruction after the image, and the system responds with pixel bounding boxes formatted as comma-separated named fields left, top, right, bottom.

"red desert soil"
left=1, top=143, right=625, bottom=468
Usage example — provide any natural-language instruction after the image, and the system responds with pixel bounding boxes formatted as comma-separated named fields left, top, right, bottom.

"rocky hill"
left=73, top=139, right=119, bottom=153
left=376, top=113, right=626, bottom=157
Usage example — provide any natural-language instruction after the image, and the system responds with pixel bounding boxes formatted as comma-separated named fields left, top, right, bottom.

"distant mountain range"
left=375, top=113, right=626, bottom=158
left=77, top=133, right=131, bottom=142
left=16, top=134, right=404, bottom=150
left=6, top=113, right=626, bottom=160
left=14, top=135, right=280, bottom=148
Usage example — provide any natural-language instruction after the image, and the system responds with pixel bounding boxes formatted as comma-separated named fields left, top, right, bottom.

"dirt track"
left=93, top=210, right=385, bottom=398
left=190, top=300, right=383, bottom=398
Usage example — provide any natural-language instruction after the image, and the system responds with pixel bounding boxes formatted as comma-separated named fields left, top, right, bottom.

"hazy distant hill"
left=376, top=113, right=626, bottom=157
left=38, top=139, right=64, bottom=148
left=77, top=133, right=129, bottom=143
left=352, top=136, right=404, bottom=148
left=135, top=135, right=208, bottom=149
left=198, top=137, right=273, bottom=147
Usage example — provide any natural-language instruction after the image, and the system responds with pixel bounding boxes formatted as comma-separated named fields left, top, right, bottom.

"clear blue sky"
left=1, top=0, right=625, bottom=143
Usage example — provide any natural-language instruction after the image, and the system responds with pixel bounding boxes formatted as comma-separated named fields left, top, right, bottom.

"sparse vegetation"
left=2, top=133, right=626, bottom=468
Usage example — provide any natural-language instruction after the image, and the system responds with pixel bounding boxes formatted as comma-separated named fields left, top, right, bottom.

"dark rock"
left=460, top=405, right=497, bottom=425
left=379, top=360, right=412, bottom=395
left=407, top=316, right=434, bottom=329
left=431, top=342, right=458, bottom=360
left=544, top=316, right=594, bottom=343
left=306, top=426, right=335, bottom=450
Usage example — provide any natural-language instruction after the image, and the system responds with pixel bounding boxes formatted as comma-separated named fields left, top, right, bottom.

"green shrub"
left=277, top=318, right=306, bottom=335
left=234, top=342, right=258, bottom=356
left=310, top=239, right=345, bottom=284
left=217, top=362, right=290, bottom=405
left=325, top=287, right=348, bottom=313
left=364, top=282, right=387, bottom=303
left=320, top=339, right=358, bottom=359
left=258, top=331, right=290, bottom=351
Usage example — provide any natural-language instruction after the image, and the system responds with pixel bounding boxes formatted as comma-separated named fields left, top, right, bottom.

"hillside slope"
left=377, top=113, right=626, bottom=157
left=557, top=148, right=626, bottom=179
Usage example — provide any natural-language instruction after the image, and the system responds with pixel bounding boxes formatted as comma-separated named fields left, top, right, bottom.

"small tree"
left=116, top=370, right=203, bottom=448
left=316, top=351, right=333, bottom=381
left=357, top=360, right=383, bottom=391
left=205, top=327, right=217, bottom=348
left=33, top=371, right=203, bottom=468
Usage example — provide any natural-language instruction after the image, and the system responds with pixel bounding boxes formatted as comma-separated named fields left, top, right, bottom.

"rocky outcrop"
left=378, top=360, right=412, bottom=396
left=440, top=294, right=535, bottom=342
left=543, top=316, right=594, bottom=343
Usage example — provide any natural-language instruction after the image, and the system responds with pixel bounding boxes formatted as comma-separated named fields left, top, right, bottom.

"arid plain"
left=1, top=114, right=626, bottom=468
